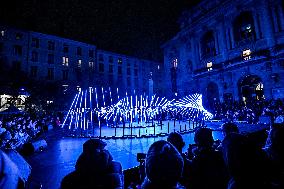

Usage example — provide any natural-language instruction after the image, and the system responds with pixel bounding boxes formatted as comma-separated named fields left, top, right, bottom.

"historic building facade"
left=0, top=26, right=162, bottom=108
left=163, top=0, right=284, bottom=108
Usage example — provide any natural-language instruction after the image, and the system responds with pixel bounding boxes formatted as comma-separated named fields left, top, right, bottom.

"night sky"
left=0, top=0, right=200, bottom=61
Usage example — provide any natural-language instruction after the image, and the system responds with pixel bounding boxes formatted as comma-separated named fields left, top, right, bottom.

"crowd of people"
left=0, top=112, right=62, bottom=150
left=0, top=98, right=284, bottom=189
left=58, top=121, right=284, bottom=189
left=211, top=99, right=284, bottom=124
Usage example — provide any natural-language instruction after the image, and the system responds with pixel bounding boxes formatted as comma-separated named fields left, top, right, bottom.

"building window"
left=118, top=58, right=122, bottom=64
left=13, top=45, right=22, bottom=56
left=77, top=47, right=82, bottom=56
left=89, top=49, right=94, bottom=58
left=15, top=33, right=23, bottom=40
left=109, top=56, right=113, bottom=63
left=31, top=51, right=38, bottom=62
left=77, top=59, right=82, bottom=68
left=99, top=54, right=104, bottom=61
left=233, top=11, right=255, bottom=42
left=31, top=38, right=39, bottom=48
left=62, top=70, right=68, bottom=80
left=48, top=41, right=55, bottom=50
left=242, top=49, right=252, bottom=60
left=47, top=68, right=54, bottom=80
left=201, top=31, right=216, bottom=57
left=1, top=30, right=4, bottom=37
left=62, top=57, right=69, bottom=66
left=109, top=64, right=113, bottom=73
left=99, top=63, right=104, bottom=72
left=172, top=58, right=178, bottom=68
left=89, top=61, right=94, bottom=70
left=207, top=61, right=213, bottom=71
left=63, top=43, right=69, bottom=53
left=127, top=67, right=131, bottom=75
left=48, top=54, right=54, bottom=64
left=30, top=66, right=38, bottom=77
left=134, top=69, right=138, bottom=76
left=118, top=66, right=122, bottom=75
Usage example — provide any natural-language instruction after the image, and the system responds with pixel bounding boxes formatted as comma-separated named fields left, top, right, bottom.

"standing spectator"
left=222, top=133, right=271, bottom=189
left=188, top=128, right=228, bottom=189
left=167, top=132, right=191, bottom=188
left=141, top=140, right=185, bottom=189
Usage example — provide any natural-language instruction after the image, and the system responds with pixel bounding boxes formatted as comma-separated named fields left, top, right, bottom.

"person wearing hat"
left=61, top=139, right=123, bottom=189
left=141, top=140, right=185, bottom=189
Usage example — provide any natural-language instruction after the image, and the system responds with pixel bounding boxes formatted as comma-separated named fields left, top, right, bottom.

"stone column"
left=258, top=1, right=275, bottom=47
left=252, top=11, right=261, bottom=39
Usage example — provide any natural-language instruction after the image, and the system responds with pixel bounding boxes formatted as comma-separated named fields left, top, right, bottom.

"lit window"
left=118, top=58, right=122, bottom=64
left=78, top=59, right=82, bottom=67
left=242, top=49, right=251, bottom=60
left=89, top=61, right=94, bottom=69
left=207, top=61, right=213, bottom=71
left=255, top=83, right=263, bottom=91
left=173, top=58, right=178, bottom=68
left=76, top=86, right=81, bottom=92
left=62, top=57, right=69, bottom=66
left=158, top=65, right=160, bottom=70
left=1, top=30, right=4, bottom=37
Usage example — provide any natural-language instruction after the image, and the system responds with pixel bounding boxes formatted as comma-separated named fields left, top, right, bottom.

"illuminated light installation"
left=63, top=87, right=213, bottom=132
left=174, top=94, right=214, bottom=120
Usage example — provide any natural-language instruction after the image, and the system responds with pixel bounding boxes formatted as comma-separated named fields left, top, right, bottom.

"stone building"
left=0, top=25, right=162, bottom=108
left=162, top=0, right=284, bottom=108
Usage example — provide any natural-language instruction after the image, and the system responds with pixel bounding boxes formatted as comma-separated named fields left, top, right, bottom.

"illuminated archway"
left=238, top=75, right=264, bottom=102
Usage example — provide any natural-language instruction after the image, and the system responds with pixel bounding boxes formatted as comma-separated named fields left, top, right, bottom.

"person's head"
left=145, top=140, right=184, bottom=187
left=83, top=138, right=107, bottom=154
left=76, top=139, right=113, bottom=172
left=194, top=128, right=214, bottom=148
left=221, top=122, right=239, bottom=137
left=222, top=133, right=261, bottom=179
left=167, top=132, right=185, bottom=153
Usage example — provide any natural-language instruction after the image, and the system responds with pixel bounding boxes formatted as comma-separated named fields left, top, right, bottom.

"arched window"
left=233, top=12, right=256, bottom=42
left=201, top=31, right=216, bottom=58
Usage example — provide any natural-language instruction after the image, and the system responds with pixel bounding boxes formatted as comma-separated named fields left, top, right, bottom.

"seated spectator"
left=141, top=140, right=185, bottom=189
left=222, top=133, right=271, bottom=189
left=0, top=149, right=21, bottom=189
left=221, top=122, right=239, bottom=138
left=167, top=132, right=191, bottom=188
left=188, top=128, right=228, bottom=189
left=264, top=123, right=284, bottom=188
left=61, top=139, right=123, bottom=189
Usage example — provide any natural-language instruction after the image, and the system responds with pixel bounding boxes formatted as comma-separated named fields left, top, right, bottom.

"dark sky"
left=0, top=0, right=199, bottom=61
